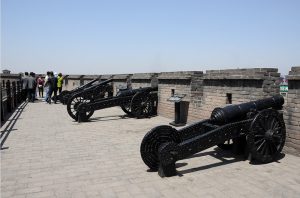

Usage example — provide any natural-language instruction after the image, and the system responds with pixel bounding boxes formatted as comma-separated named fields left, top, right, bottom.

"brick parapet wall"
left=284, top=66, right=300, bottom=156
left=188, top=68, right=281, bottom=122
left=63, top=75, right=84, bottom=90
left=82, top=75, right=100, bottom=85
left=131, top=73, right=158, bottom=89
left=157, top=71, right=203, bottom=120
left=112, top=74, right=132, bottom=95
left=100, top=75, right=113, bottom=80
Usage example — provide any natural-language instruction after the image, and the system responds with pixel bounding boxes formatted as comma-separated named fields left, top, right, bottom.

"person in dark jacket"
left=52, top=72, right=58, bottom=104
left=46, top=72, right=58, bottom=104
left=21, top=72, right=29, bottom=101
left=27, top=72, right=37, bottom=102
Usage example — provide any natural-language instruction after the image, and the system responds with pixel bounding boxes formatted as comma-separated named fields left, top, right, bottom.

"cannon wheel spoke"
left=131, top=92, right=154, bottom=118
left=116, top=91, right=134, bottom=116
left=67, top=95, right=94, bottom=121
left=120, top=102, right=133, bottom=116
left=140, top=125, right=181, bottom=170
left=247, top=109, right=286, bottom=163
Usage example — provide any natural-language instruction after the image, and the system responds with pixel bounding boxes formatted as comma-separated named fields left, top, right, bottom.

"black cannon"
left=59, top=78, right=101, bottom=104
left=140, top=95, right=286, bottom=177
left=75, top=86, right=158, bottom=122
left=66, top=78, right=113, bottom=120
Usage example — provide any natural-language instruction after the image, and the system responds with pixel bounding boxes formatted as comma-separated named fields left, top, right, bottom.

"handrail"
left=1, top=79, right=25, bottom=122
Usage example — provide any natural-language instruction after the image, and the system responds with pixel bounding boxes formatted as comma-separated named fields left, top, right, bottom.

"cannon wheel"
left=116, top=91, right=134, bottom=117
left=120, top=103, right=134, bottom=117
left=140, top=125, right=182, bottom=170
left=67, top=95, right=94, bottom=121
left=131, top=92, right=154, bottom=118
left=247, top=109, right=286, bottom=163
left=62, top=93, right=72, bottom=105
left=57, top=90, right=70, bottom=102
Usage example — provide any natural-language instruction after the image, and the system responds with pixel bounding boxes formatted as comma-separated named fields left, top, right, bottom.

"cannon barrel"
left=78, top=77, right=99, bottom=88
left=99, top=78, right=113, bottom=84
left=117, top=86, right=158, bottom=97
left=210, top=95, right=284, bottom=125
left=82, top=78, right=113, bottom=91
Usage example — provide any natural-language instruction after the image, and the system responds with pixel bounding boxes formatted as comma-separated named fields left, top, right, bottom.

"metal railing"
left=1, top=80, right=24, bottom=123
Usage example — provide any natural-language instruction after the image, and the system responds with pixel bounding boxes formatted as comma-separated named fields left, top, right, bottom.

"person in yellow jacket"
left=57, top=73, right=64, bottom=94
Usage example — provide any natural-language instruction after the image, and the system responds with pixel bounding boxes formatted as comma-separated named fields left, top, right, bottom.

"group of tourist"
left=21, top=71, right=64, bottom=104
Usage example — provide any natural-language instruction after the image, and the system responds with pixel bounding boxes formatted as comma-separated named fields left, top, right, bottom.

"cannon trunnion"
left=140, top=95, right=286, bottom=177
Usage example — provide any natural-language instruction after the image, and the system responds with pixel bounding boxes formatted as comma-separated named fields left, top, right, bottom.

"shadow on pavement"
left=88, top=114, right=131, bottom=122
left=176, top=147, right=286, bottom=176
left=176, top=148, right=246, bottom=176
left=1, top=101, right=28, bottom=150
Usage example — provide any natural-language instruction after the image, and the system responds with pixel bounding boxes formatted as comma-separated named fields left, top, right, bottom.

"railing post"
left=12, top=81, right=17, bottom=108
left=6, top=80, right=12, bottom=112
left=1, top=82, right=4, bottom=121
left=17, top=81, right=21, bottom=103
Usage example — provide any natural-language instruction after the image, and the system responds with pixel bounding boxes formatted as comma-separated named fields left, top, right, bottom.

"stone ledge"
left=66, top=75, right=84, bottom=79
left=158, top=71, right=203, bottom=80
left=131, top=73, right=158, bottom=80
left=100, top=74, right=113, bottom=79
left=112, top=74, right=131, bottom=80
left=287, top=75, right=300, bottom=80
left=206, top=68, right=278, bottom=74
left=203, top=75, right=278, bottom=80
left=205, top=68, right=280, bottom=79
left=0, top=73, right=21, bottom=79
left=82, top=75, right=100, bottom=80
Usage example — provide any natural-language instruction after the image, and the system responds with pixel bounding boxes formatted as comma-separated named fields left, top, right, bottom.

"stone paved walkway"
left=1, top=99, right=300, bottom=198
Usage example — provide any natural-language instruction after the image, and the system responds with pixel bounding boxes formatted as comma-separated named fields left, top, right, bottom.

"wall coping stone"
left=67, top=75, right=84, bottom=79
left=291, top=66, right=300, bottom=72
left=0, top=73, right=21, bottom=79
left=204, top=68, right=279, bottom=79
left=112, top=74, right=132, bottom=80
left=288, top=67, right=300, bottom=78
left=131, top=73, right=158, bottom=80
left=203, top=75, right=275, bottom=80
left=100, top=75, right=113, bottom=80
left=206, top=68, right=278, bottom=74
left=158, top=71, right=203, bottom=80
left=82, top=75, right=100, bottom=80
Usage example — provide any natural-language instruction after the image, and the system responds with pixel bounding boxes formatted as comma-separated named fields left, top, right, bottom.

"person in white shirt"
left=44, top=71, right=50, bottom=102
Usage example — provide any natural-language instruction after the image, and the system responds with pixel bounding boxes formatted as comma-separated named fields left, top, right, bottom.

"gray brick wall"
left=157, top=71, right=203, bottom=120
left=284, top=66, right=300, bottom=156
left=112, top=74, right=132, bottom=95
left=63, top=75, right=84, bottom=91
left=131, top=73, right=158, bottom=89
left=188, top=68, right=281, bottom=122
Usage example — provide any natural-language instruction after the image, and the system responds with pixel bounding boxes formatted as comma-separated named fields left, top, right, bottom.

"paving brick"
left=1, top=100, right=300, bottom=198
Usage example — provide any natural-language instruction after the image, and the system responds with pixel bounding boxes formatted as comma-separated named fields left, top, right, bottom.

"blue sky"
left=1, top=0, right=300, bottom=75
